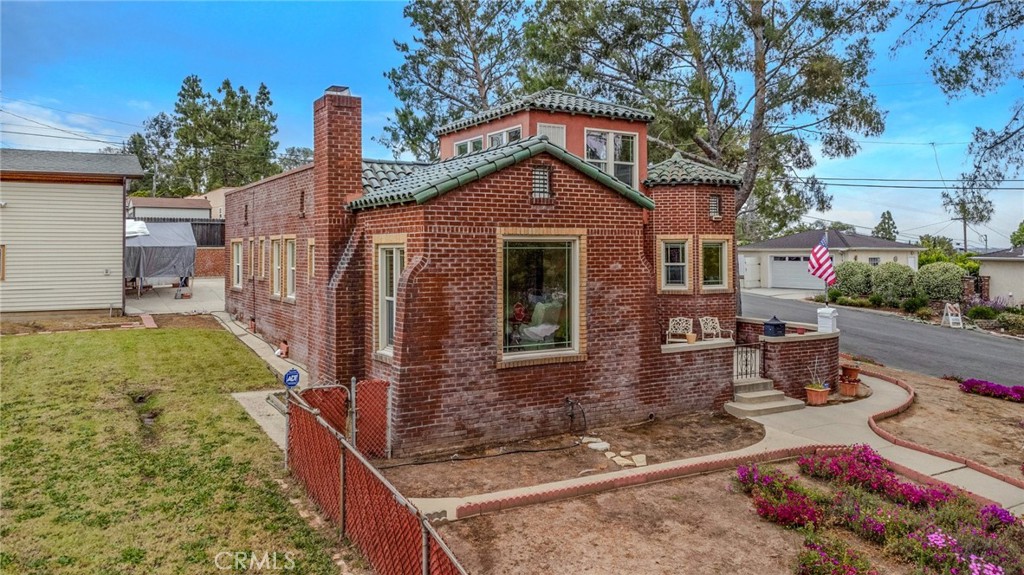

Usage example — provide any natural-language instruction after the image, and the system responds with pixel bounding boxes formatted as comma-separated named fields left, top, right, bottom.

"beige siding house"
left=127, top=196, right=211, bottom=219
left=972, top=247, right=1024, bottom=304
left=0, top=149, right=143, bottom=312
left=738, top=229, right=925, bottom=290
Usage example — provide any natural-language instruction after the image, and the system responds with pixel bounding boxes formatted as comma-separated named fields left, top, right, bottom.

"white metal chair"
left=666, top=317, right=693, bottom=343
left=699, top=316, right=734, bottom=341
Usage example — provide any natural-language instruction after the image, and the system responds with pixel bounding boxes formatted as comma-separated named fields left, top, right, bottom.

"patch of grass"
left=0, top=328, right=345, bottom=575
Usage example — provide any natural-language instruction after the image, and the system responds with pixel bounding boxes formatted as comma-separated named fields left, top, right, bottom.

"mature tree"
left=897, top=2, right=1023, bottom=194
left=524, top=0, right=895, bottom=228
left=919, top=234, right=955, bottom=256
left=379, top=0, right=526, bottom=161
left=172, top=75, right=280, bottom=194
left=872, top=210, right=898, bottom=241
left=278, top=146, right=313, bottom=171
left=785, top=219, right=856, bottom=235
left=942, top=187, right=994, bottom=252
left=1010, top=220, right=1024, bottom=248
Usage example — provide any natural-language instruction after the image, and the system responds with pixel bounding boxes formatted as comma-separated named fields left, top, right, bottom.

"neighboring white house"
left=738, top=229, right=926, bottom=289
left=0, top=149, right=143, bottom=312
left=126, top=196, right=211, bottom=219
left=972, top=246, right=1023, bottom=305
left=191, top=186, right=233, bottom=219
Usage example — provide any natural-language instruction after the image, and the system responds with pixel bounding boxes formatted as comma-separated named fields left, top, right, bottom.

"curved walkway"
left=412, top=374, right=1024, bottom=520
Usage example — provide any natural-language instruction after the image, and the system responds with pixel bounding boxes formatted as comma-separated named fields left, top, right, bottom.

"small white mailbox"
left=817, top=307, right=839, bottom=333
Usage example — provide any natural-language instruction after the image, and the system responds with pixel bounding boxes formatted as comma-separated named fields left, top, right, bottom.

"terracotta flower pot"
left=842, top=365, right=861, bottom=380
left=839, top=380, right=859, bottom=397
left=686, top=333, right=697, bottom=344
left=805, top=387, right=829, bottom=406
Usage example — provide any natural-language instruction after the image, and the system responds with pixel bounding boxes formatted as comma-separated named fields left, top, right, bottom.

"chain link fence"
left=286, top=387, right=466, bottom=575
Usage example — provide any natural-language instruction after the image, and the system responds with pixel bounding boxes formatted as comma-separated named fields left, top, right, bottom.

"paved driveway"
left=124, top=277, right=225, bottom=315
left=741, top=292, right=1023, bottom=385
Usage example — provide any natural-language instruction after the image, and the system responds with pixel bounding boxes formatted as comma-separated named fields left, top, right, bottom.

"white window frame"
left=377, top=245, right=406, bottom=352
left=270, top=238, right=282, bottom=296
left=454, top=136, right=483, bottom=156
left=536, top=123, right=566, bottom=147
left=486, top=125, right=523, bottom=148
left=231, top=240, right=243, bottom=288
left=584, top=128, right=638, bottom=188
left=658, top=236, right=692, bottom=293
left=868, top=257, right=881, bottom=266
left=248, top=238, right=255, bottom=279
left=307, top=239, right=316, bottom=279
left=285, top=238, right=297, bottom=299
left=499, top=233, right=584, bottom=363
left=258, top=237, right=266, bottom=278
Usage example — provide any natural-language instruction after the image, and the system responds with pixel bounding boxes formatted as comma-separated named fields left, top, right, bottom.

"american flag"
left=808, top=233, right=836, bottom=285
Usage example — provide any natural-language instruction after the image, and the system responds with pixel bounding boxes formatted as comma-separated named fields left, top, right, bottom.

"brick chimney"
left=310, top=86, right=363, bottom=384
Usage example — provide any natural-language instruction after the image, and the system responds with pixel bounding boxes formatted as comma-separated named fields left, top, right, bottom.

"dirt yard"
left=0, top=310, right=141, bottom=334
left=440, top=465, right=914, bottom=575
left=871, top=363, right=1024, bottom=478
left=383, top=411, right=764, bottom=498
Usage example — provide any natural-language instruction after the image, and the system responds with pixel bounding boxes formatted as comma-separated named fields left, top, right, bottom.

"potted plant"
left=685, top=332, right=697, bottom=344
left=841, top=362, right=861, bottom=381
left=839, top=376, right=859, bottom=397
left=805, top=357, right=831, bottom=406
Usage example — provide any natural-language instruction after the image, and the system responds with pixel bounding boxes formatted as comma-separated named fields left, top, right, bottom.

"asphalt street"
left=741, top=293, right=1024, bottom=385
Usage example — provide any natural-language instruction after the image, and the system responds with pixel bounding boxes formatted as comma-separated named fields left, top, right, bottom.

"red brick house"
left=226, top=86, right=836, bottom=456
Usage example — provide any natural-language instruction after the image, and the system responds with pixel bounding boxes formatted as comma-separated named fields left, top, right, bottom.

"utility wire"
left=0, top=95, right=144, bottom=128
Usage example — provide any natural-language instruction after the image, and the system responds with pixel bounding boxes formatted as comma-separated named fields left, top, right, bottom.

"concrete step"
left=733, top=389, right=787, bottom=404
left=732, top=377, right=774, bottom=394
left=724, top=397, right=805, bottom=419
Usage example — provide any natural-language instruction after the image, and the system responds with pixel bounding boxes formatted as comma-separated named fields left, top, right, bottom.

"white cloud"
left=0, top=100, right=131, bottom=152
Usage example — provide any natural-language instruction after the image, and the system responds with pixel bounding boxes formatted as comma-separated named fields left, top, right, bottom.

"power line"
left=1, top=130, right=124, bottom=145
left=0, top=108, right=123, bottom=146
left=0, top=121, right=133, bottom=141
left=795, top=177, right=1024, bottom=183
left=0, top=95, right=143, bottom=128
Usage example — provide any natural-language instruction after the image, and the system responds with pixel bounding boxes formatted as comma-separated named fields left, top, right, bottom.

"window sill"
left=283, top=296, right=296, bottom=305
left=658, top=286, right=693, bottom=295
left=231, top=286, right=243, bottom=292
left=701, top=285, right=732, bottom=294
left=270, top=294, right=281, bottom=301
left=373, top=350, right=396, bottom=365
left=497, top=351, right=586, bottom=369
left=661, top=339, right=735, bottom=354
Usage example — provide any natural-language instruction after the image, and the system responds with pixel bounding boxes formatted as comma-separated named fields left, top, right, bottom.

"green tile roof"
left=349, top=135, right=654, bottom=211
left=644, top=152, right=742, bottom=187
left=437, top=88, right=655, bottom=135
left=361, top=159, right=426, bottom=193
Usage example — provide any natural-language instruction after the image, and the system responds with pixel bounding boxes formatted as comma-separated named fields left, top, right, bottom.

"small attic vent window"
left=531, top=165, right=553, bottom=202
left=244, top=204, right=249, bottom=226
left=709, top=194, right=722, bottom=219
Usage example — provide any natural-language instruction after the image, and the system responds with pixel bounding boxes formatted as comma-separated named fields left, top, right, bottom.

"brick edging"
left=454, top=444, right=847, bottom=520
left=860, top=367, right=1024, bottom=492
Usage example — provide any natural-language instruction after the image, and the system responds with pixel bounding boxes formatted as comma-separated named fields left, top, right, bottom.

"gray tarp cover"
left=124, top=222, right=196, bottom=280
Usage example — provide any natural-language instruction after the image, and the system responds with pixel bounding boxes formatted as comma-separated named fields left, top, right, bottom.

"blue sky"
left=2, top=1, right=1021, bottom=249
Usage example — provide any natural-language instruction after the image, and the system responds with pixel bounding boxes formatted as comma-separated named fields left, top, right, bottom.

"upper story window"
left=661, top=240, right=688, bottom=290
left=585, top=129, right=636, bottom=187
left=488, top=126, right=522, bottom=148
left=709, top=194, right=722, bottom=218
left=537, top=123, right=566, bottom=147
left=455, top=137, right=483, bottom=156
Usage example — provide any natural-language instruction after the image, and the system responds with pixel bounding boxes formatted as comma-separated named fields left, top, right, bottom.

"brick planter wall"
left=195, top=247, right=225, bottom=277
left=763, top=333, right=840, bottom=399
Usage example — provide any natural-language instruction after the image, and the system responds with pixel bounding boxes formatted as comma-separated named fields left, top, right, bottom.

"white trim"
left=454, top=136, right=483, bottom=156
left=377, top=245, right=405, bottom=352
left=486, top=124, right=523, bottom=149
left=659, top=239, right=689, bottom=291
left=583, top=126, right=639, bottom=188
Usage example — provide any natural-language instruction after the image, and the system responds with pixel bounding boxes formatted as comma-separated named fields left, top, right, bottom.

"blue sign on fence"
left=284, top=368, right=300, bottom=388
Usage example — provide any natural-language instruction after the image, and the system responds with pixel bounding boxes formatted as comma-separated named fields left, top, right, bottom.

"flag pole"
left=824, top=278, right=829, bottom=307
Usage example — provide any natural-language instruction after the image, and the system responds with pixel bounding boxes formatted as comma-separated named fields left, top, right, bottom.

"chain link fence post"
left=339, top=435, right=347, bottom=537
left=349, top=376, right=358, bottom=450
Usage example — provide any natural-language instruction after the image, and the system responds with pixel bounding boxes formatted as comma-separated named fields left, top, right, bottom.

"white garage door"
left=770, top=255, right=826, bottom=289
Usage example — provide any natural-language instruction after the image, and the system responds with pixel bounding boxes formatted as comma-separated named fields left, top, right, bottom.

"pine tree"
left=872, top=210, right=898, bottom=241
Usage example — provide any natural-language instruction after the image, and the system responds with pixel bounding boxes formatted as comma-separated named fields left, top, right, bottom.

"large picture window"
left=503, top=240, right=575, bottom=355
left=378, top=246, right=405, bottom=351
left=585, top=129, right=636, bottom=186
left=285, top=239, right=296, bottom=298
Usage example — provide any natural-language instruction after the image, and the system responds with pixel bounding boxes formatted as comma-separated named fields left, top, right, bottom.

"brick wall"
left=764, top=333, right=840, bottom=400
left=195, top=247, right=225, bottom=277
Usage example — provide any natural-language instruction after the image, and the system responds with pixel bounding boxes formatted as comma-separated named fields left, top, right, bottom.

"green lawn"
left=1, top=327, right=348, bottom=574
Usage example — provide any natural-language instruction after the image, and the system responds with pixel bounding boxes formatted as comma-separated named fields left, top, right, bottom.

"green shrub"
left=915, top=262, right=965, bottom=302
left=851, top=298, right=872, bottom=308
left=827, top=287, right=842, bottom=302
left=966, top=306, right=997, bottom=320
left=834, top=261, right=873, bottom=296
left=836, top=296, right=855, bottom=306
left=868, top=294, right=884, bottom=307
left=901, top=296, right=929, bottom=313
left=996, top=312, right=1024, bottom=334
left=812, top=294, right=826, bottom=303
left=872, top=262, right=917, bottom=303
left=915, top=308, right=935, bottom=320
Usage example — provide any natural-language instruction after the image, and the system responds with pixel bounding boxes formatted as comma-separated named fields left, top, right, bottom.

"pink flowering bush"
left=735, top=464, right=824, bottom=529
left=797, top=537, right=878, bottom=575
left=959, top=379, right=1024, bottom=403
left=798, top=445, right=953, bottom=508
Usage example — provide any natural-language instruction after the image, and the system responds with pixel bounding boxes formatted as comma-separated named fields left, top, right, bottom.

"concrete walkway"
left=410, top=375, right=1024, bottom=519
left=124, top=277, right=226, bottom=315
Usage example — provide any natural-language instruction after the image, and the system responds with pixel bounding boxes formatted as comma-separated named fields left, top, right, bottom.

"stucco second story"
left=436, top=89, right=654, bottom=189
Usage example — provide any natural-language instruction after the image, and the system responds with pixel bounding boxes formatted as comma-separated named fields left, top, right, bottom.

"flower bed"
left=959, top=378, right=1024, bottom=403
left=735, top=446, right=1023, bottom=574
